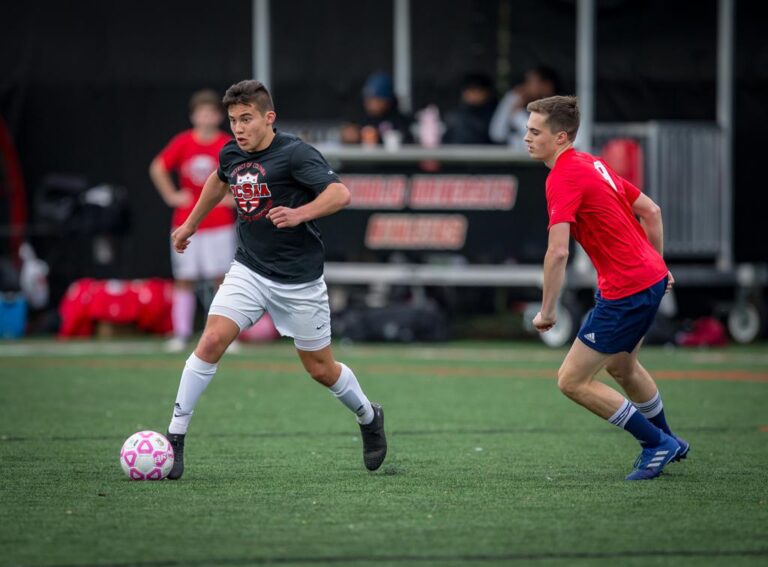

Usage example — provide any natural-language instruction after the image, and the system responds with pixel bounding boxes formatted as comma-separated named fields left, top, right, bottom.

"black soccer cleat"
left=358, top=403, right=387, bottom=471
left=166, top=432, right=185, bottom=480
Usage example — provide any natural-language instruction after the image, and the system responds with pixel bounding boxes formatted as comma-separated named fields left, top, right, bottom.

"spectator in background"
left=490, top=66, right=560, bottom=149
left=340, top=72, right=412, bottom=146
left=442, top=73, right=497, bottom=145
left=149, top=89, right=235, bottom=353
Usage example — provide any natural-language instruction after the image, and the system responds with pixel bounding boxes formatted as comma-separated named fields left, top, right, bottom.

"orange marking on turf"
left=760, top=426, right=768, bottom=433
left=380, top=367, right=768, bottom=383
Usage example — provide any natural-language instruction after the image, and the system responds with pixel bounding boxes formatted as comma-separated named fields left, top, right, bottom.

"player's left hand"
left=267, top=206, right=304, bottom=229
left=532, top=311, right=556, bottom=332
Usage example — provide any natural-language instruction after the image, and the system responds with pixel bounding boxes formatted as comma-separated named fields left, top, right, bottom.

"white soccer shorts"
left=171, top=225, right=236, bottom=281
left=208, top=261, right=332, bottom=351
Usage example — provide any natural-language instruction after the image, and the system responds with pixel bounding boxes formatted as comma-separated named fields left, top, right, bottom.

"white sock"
left=635, top=391, right=663, bottom=419
left=328, top=363, right=374, bottom=425
left=168, top=353, right=218, bottom=434
left=607, top=399, right=637, bottom=429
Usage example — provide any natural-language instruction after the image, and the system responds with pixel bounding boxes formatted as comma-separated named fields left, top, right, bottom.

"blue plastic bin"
left=0, top=293, right=27, bottom=338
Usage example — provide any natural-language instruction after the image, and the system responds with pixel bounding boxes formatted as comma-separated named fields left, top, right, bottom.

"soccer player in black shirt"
left=164, top=80, right=386, bottom=478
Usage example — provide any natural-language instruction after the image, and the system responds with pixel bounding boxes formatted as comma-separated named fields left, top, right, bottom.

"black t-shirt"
left=216, top=131, right=340, bottom=283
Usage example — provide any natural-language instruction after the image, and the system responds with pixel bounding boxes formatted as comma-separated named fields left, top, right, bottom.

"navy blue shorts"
left=577, top=276, right=667, bottom=354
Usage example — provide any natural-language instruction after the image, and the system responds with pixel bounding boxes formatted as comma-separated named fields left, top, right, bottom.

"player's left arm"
left=632, top=192, right=664, bottom=256
left=267, top=183, right=351, bottom=229
left=269, top=143, right=350, bottom=228
left=533, top=222, right=571, bottom=332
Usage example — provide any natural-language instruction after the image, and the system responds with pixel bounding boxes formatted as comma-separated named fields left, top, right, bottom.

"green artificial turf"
left=1, top=340, right=767, bottom=566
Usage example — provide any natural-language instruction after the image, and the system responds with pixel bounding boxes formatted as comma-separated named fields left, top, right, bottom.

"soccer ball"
left=119, top=431, right=174, bottom=480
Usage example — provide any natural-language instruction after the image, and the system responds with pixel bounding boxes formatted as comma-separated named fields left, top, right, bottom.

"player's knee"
left=557, top=369, right=583, bottom=400
left=557, top=378, right=578, bottom=399
left=305, top=362, right=336, bottom=386
left=196, top=330, right=229, bottom=362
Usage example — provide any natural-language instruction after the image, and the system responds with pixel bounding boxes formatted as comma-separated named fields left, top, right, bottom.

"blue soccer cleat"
left=625, top=433, right=680, bottom=481
left=671, top=435, right=690, bottom=462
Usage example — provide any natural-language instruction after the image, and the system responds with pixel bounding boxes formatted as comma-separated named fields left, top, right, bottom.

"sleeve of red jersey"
left=156, top=134, right=184, bottom=171
left=546, top=173, right=582, bottom=230
left=599, top=159, right=643, bottom=203
left=619, top=176, right=642, bottom=204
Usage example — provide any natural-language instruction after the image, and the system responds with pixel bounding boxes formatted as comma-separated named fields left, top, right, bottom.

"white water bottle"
left=417, top=104, right=442, bottom=148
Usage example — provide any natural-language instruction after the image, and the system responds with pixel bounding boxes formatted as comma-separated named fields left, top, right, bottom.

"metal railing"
left=593, top=122, right=724, bottom=259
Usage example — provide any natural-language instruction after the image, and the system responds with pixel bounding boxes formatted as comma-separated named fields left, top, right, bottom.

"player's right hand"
left=171, top=224, right=195, bottom=254
left=532, top=311, right=556, bottom=332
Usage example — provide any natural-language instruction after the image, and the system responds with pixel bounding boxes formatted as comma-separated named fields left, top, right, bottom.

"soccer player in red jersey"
left=524, top=95, right=689, bottom=480
left=150, top=90, right=235, bottom=353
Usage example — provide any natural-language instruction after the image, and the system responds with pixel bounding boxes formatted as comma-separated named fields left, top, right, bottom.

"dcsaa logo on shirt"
left=232, top=171, right=272, bottom=214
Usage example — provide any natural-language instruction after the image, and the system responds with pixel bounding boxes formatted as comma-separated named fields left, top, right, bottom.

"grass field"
left=1, top=339, right=767, bottom=567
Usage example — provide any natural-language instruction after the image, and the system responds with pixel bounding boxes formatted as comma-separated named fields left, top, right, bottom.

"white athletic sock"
left=172, top=288, right=195, bottom=339
left=168, top=353, right=218, bottom=434
left=328, top=362, right=374, bottom=425
left=607, top=399, right=637, bottom=429
left=635, top=391, right=663, bottom=419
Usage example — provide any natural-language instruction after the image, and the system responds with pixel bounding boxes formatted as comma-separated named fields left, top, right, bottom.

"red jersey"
left=546, top=148, right=667, bottom=300
left=157, top=129, right=233, bottom=230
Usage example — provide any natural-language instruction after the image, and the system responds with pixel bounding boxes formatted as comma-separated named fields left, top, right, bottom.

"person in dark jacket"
left=442, top=73, right=497, bottom=145
left=340, top=72, right=412, bottom=146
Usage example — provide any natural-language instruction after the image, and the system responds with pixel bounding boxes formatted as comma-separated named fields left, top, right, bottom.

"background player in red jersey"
left=149, top=90, right=235, bottom=353
left=524, top=95, right=689, bottom=480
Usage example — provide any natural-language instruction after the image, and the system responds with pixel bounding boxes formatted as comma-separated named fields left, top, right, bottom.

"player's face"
left=228, top=103, right=276, bottom=152
left=524, top=112, right=559, bottom=162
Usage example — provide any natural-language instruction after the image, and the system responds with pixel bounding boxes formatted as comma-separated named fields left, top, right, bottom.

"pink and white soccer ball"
left=119, top=431, right=174, bottom=480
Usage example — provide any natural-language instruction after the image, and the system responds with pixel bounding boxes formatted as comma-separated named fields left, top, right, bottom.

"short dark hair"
left=527, top=95, right=580, bottom=141
left=222, top=80, right=274, bottom=114
left=189, top=89, right=222, bottom=112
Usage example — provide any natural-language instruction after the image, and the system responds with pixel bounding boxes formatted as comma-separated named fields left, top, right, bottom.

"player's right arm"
left=171, top=171, right=230, bottom=253
left=533, top=222, right=571, bottom=332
